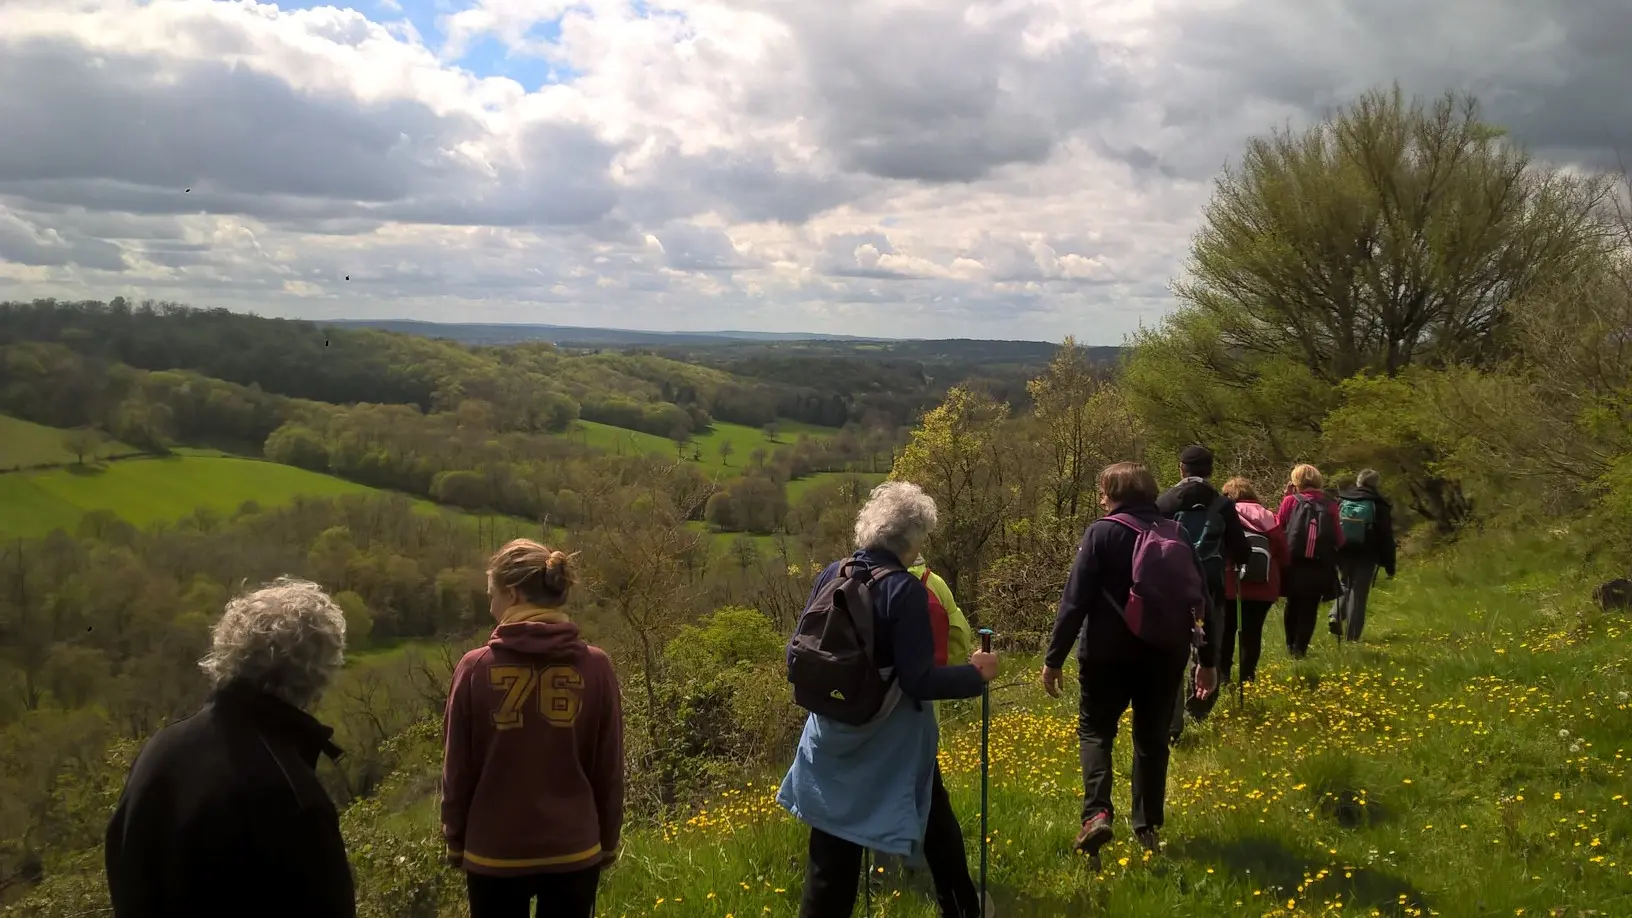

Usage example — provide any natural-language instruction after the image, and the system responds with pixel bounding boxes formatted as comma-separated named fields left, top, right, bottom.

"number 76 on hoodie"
left=489, top=665, right=584, bottom=729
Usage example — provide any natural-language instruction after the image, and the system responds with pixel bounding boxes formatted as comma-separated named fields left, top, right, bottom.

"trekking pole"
left=978, top=627, right=994, bottom=911
left=863, top=847, right=872, bottom=917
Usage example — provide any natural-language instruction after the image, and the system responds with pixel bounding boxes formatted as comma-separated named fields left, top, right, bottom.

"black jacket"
left=1156, top=478, right=1252, bottom=585
left=1045, top=504, right=1221, bottom=670
left=105, top=681, right=356, bottom=918
left=1336, top=485, right=1397, bottom=576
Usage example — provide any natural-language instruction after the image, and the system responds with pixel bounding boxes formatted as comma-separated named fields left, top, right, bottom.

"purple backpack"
left=1102, top=514, right=1208, bottom=653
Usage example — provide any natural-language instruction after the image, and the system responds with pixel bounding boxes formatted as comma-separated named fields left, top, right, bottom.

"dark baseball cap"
left=1179, top=444, right=1214, bottom=475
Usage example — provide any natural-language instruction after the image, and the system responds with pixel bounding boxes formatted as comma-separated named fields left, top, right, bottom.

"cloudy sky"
left=0, top=0, right=1627, bottom=342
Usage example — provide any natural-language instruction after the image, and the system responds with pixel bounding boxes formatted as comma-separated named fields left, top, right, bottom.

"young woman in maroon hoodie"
left=442, top=539, right=625, bottom=918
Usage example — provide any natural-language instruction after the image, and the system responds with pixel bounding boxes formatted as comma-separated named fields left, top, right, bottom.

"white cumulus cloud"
left=0, top=0, right=1627, bottom=340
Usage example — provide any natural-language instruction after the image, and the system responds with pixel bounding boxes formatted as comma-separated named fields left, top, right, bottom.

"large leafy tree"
left=1128, top=86, right=1617, bottom=527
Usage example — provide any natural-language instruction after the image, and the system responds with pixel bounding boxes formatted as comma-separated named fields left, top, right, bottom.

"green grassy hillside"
left=787, top=470, right=887, bottom=502
left=689, top=421, right=799, bottom=470
left=322, top=529, right=1632, bottom=918
left=0, top=414, right=137, bottom=471
left=568, top=419, right=681, bottom=461
left=566, top=418, right=886, bottom=500
left=567, top=419, right=844, bottom=476
left=0, top=454, right=392, bottom=539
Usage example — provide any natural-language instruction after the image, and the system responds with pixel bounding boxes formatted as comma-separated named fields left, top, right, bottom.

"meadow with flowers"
left=566, top=527, right=1629, bottom=918
left=14, top=482, right=1625, bottom=918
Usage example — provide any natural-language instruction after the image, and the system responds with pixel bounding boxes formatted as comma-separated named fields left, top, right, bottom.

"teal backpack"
left=1338, top=498, right=1376, bottom=547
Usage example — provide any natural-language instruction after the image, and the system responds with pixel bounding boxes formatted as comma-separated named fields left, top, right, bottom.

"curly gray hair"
left=854, top=480, right=938, bottom=560
left=199, top=577, right=347, bottom=709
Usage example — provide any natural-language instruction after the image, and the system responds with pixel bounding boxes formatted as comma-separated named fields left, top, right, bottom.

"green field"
left=0, top=455, right=389, bottom=539
left=690, top=420, right=831, bottom=473
left=768, top=419, right=841, bottom=440
left=686, top=521, right=801, bottom=564
left=0, top=414, right=137, bottom=471
left=566, top=419, right=843, bottom=477
left=567, top=420, right=679, bottom=461
left=0, top=415, right=826, bottom=554
left=786, top=470, right=887, bottom=502
left=567, top=420, right=884, bottom=503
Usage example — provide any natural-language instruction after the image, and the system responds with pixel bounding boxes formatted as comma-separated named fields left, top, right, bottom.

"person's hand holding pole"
left=971, top=645, right=1000, bottom=681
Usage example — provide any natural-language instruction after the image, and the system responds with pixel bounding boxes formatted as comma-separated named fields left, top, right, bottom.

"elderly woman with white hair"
left=779, top=481, right=1000, bottom=918
left=104, top=577, right=356, bottom=918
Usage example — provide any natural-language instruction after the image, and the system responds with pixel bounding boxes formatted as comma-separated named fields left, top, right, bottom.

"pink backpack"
left=1102, top=514, right=1209, bottom=653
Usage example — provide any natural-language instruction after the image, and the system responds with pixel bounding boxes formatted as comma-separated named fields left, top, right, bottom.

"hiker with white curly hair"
left=780, top=480, right=1000, bottom=918
left=105, top=577, right=356, bottom=918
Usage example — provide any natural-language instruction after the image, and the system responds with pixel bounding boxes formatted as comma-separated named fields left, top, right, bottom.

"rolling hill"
left=0, top=414, right=140, bottom=472
left=0, top=452, right=394, bottom=539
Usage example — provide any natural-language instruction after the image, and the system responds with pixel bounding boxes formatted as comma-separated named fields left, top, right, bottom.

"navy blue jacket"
left=1045, top=503, right=1221, bottom=670
left=790, top=548, right=987, bottom=702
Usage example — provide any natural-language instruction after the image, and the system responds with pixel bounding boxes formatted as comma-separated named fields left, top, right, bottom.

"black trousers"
left=1234, top=599, right=1276, bottom=682
left=465, top=865, right=601, bottom=918
left=1283, top=592, right=1322, bottom=656
left=798, top=766, right=980, bottom=918
left=1078, top=655, right=1186, bottom=832
left=1211, top=582, right=1237, bottom=681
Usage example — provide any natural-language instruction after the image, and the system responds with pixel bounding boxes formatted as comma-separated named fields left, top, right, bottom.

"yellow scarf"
left=498, top=604, right=570, bottom=626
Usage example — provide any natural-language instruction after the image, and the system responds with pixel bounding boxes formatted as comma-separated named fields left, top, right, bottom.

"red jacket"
left=1225, top=500, right=1290, bottom=602
left=1275, top=489, right=1346, bottom=561
left=441, top=610, right=624, bottom=876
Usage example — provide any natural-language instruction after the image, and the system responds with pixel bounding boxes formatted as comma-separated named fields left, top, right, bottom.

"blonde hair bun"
left=488, top=539, right=577, bottom=607
left=543, top=550, right=577, bottom=593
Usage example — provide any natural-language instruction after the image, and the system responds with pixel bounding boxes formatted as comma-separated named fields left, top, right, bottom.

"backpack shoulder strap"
left=1102, top=512, right=1147, bottom=534
left=1208, top=493, right=1230, bottom=515
left=864, top=563, right=906, bottom=585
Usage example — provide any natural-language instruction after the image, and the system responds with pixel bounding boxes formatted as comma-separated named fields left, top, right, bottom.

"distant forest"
left=331, top=316, right=1124, bottom=421
left=5, top=301, right=1120, bottom=432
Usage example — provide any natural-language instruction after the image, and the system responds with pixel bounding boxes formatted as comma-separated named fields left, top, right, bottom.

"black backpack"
left=1287, top=494, right=1338, bottom=566
left=1241, top=529, right=1273, bottom=583
left=1173, top=494, right=1229, bottom=580
left=787, top=560, right=903, bottom=725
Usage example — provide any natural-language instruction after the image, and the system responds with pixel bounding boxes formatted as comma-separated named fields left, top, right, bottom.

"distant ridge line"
left=326, top=318, right=1061, bottom=346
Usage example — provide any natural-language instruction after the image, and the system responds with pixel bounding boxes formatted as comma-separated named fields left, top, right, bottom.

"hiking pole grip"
left=979, top=628, right=993, bottom=653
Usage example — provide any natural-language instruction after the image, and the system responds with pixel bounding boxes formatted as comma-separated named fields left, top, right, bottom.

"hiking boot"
left=1135, top=827, right=1160, bottom=852
left=1074, top=811, right=1113, bottom=857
